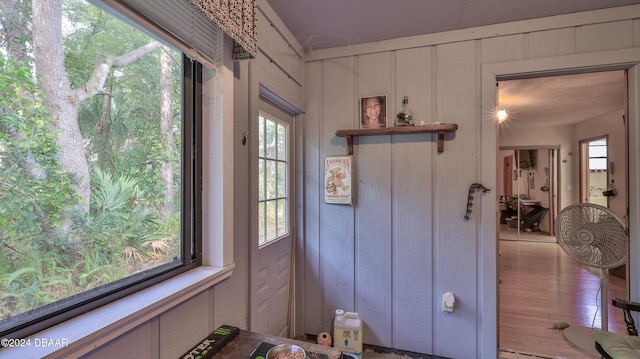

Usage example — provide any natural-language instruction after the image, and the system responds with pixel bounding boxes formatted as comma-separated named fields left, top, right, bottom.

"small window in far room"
left=258, top=113, right=289, bottom=245
left=581, top=136, right=609, bottom=206
left=588, top=138, right=608, bottom=171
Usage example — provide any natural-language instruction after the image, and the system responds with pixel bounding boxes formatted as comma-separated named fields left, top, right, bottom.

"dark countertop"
left=214, top=330, right=343, bottom=359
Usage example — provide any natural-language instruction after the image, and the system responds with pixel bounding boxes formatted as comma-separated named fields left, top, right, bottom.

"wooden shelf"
left=335, top=123, right=458, bottom=155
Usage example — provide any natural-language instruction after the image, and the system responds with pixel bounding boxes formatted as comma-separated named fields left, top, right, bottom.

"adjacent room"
left=497, top=71, right=630, bottom=358
left=2, top=1, right=640, bottom=358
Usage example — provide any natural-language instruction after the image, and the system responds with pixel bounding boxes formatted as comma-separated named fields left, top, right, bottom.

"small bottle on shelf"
left=395, top=96, right=415, bottom=126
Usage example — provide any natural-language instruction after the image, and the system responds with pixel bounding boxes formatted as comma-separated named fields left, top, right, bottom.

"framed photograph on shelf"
left=360, top=95, right=387, bottom=129
left=324, top=156, right=353, bottom=204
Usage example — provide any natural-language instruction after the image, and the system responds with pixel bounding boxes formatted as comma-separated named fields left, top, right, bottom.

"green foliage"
left=0, top=55, right=79, bottom=259
left=84, top=168, right=162, bottom=260
left=0, top=0, right=183, bottom=325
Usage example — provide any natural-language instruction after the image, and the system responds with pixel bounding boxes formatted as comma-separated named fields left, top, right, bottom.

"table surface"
left=215, top=330, right=343, bottom=359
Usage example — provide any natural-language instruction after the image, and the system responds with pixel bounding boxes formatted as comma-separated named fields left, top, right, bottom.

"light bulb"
left=497, top=109, right=508, bottom=123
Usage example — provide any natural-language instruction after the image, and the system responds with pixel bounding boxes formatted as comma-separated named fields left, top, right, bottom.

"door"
left=251, top=98, right=296, bottom=337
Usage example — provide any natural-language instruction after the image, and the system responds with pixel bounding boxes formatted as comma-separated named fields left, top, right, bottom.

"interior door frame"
left=480, top=49, right=640, bottom=359
left=250, top=95, right=297, bottom=337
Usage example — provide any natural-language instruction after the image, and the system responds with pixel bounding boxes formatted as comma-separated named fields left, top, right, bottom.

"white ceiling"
left=498, top=70, right=627, bottom=127
left=265, top=0, right=634, bottom=127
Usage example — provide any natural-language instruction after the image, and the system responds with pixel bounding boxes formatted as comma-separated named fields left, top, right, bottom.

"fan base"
left=562, top=326, right=601, bottom=358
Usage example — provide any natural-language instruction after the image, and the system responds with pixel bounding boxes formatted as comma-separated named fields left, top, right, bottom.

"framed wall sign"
left=324, top=155, right=353, bottom=204
left=360, top=95, right=387, bottom=129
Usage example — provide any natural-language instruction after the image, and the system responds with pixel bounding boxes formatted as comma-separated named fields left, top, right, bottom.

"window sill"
left=0, top=264, right=234, bottom=359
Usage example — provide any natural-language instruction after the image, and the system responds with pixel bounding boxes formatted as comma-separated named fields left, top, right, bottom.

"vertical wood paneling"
left=481, top=34, right=525, bottom=63
left=392, top=47, right=434, bottom=353
left=81, top=322, right=155, bottom=359
left=434, top=40, right=478, bottom=359
left=303, top=61, right=324, bottom=334
left=576, top=21, right=634, bottom=53
left=529, top=28, right=576, bottom=58
left=256, top=6, right=305, bottom=110
left=320, top=57, right=357, bottom=330
left=256, top=8, right=304, bottom=84
left=159, top=292, right=212, bottom=358
left=354, top=136, right=392, bottom=347
left=355, top=52, right=393, bottom=348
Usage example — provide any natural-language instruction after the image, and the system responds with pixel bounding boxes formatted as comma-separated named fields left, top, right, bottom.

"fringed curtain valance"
left=187, top=0, right=257, bottom=61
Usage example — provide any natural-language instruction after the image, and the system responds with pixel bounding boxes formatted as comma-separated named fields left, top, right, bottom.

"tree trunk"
left=32, top=0, right=163, bottom=222
left=33, top=0, right=90, bottom=216
left=30, top=0, right=164, bottom=246
left=159, top=46, right=174, bottom=219
left=98, top=87, right=112, bottom=170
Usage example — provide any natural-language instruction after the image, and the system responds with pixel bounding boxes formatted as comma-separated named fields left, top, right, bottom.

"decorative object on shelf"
left=335, top=124, right=458, bottom=155
left=360, top=95, right=387, bottom=129
left=464, top=183, right=491, bottom=220
left=395, top=96, right=415, bottom=126
left=324, top=156, right=353, bottom=205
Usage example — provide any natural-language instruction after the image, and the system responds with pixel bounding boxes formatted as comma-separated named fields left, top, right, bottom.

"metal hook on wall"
left=464, top=183, right=491, bottom=220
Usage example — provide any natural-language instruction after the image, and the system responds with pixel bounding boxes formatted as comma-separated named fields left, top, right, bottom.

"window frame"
left=0, top=5, right=204, bottom=342
left=257, top=111, right=291, bottom=246
left=588, top=137, right=608, bottom=171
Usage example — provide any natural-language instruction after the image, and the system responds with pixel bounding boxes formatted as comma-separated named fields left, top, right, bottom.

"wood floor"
left=498, top=228, right=627, bottom=359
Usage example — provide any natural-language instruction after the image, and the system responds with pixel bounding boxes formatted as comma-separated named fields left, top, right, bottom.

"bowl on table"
left=265, top=343, right=307, bottom=359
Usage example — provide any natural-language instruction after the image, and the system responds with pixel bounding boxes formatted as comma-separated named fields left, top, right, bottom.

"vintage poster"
left=324, top=156, right=353, bottom=204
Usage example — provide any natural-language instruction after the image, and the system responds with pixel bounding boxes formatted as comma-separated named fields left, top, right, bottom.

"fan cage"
left=554, top=203, right=627, bottom=269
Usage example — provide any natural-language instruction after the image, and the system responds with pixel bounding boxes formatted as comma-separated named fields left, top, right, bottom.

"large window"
left=258, top=113, right=289, bottom=245
left=0, top=0, right=210, bottom=339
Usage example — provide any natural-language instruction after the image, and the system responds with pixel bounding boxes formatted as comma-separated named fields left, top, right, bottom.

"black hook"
left=464, top=183, right=491, bottom=220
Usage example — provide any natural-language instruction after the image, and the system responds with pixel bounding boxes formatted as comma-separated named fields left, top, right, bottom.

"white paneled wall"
left=300, top=6, right=640, bottom=359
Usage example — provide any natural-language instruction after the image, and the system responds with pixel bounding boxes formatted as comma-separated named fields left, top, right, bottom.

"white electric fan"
left=554, top=203, right=627, bottom=354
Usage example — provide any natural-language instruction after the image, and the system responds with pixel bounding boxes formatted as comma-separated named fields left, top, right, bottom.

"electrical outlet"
left=442, top=292, right=455, bottom=312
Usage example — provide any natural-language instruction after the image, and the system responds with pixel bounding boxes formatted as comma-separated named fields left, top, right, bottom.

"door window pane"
left=258, top=113, right=289, bottom=245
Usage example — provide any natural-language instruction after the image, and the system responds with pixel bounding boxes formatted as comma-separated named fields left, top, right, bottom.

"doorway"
left=496, top=70, right=629, bottom=357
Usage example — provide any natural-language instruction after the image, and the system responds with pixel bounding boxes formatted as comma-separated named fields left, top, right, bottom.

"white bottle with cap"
left=333, top=309, right=363, bottom=356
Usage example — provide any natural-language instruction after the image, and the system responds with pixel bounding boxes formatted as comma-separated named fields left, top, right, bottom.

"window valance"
left=187, top=0, right=257, bottom=61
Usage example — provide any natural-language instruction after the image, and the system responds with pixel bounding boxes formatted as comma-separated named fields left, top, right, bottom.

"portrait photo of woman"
left=360, top=95, right=387, bottom=129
